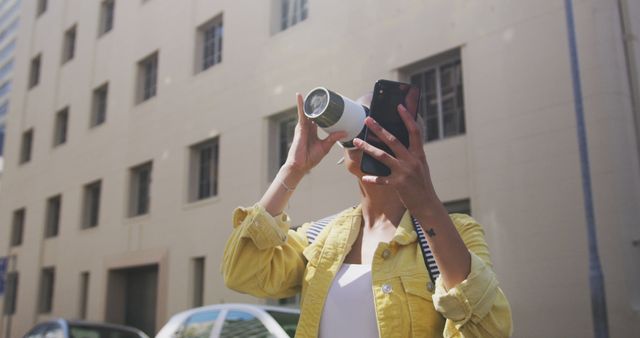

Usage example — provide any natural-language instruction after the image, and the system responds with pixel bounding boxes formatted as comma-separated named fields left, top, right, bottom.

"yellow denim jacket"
left=222, top=204, right=513, bottom=338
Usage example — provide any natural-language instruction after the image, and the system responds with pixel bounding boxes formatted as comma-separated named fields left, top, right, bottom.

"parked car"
left=22, top=319, right=149, bottom=338
left=155, top=303, right=300, bottom=338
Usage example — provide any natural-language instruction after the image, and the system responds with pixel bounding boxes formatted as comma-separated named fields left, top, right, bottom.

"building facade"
left=0, top=0, right=639, bottom=337
left=0, top=0, right=21, bottom=174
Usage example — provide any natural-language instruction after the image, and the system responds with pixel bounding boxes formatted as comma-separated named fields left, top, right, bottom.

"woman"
left=222, top=93, right=513, bottom=338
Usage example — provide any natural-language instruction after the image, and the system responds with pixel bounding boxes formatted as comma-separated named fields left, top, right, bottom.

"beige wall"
left=0, top=0, right=639, bottom=337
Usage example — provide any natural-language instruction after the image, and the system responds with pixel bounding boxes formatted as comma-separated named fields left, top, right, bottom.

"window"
left=192, top=257, right=205, bottom=307
left=10, top=208, right=25, bottom=246
left=128, top=161, right=152, bottom=217
left=82, top=180, right=101, bottom=228
left=197, top=15, right=223, bottom=72
left=189, top=137, right=219, bottom=201
left=91, top=83, right=108, bottom=127
left=220, top=311, right=271, bottom=338
left=99, top=0, right=115, bottom=36
left=45, top=195, right=62, bottom=238
left=53, top=107, right=68, bottom=146
left=136, top=51, right=158, bottom=103
left=62, top=25, right=76, bottom=63
left=279, top=0, right=308, bottom=31
left=178, top=310, right=220, bottom=338
left=29, top=54, right=41, bottom=89
left=36, top=0, right=47, bottom=17
left=268, top=110, right=296, bottom=180
left=0, top=124, right=5, bottom=157
left=79, top=272, right=89, bottom=319
left=444, top=198, right=471, bottom=215
left=3, top=272, right=18, bottom=315
left=20, top=129, right=33, bottom=164
left=407, top=49, right=465, bottom=142
left=266, top=310, right=299, bottom=337
left=38, top=267, right=55, bottom=313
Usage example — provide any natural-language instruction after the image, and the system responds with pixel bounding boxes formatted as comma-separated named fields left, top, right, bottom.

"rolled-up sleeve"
left=222, top=204, right=310, bottom=299
left=432, top=214, right=513, bottom=338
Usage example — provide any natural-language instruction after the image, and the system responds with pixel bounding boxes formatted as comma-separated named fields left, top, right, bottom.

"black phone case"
left=360, top=80, right=419, bottom=177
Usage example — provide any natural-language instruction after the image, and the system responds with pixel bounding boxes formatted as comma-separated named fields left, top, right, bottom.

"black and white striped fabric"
left=304, top=213, right=440, bottom=284
left=411, top=216, right=440, bottom=283
left=305, top=214, right=338, bottom=244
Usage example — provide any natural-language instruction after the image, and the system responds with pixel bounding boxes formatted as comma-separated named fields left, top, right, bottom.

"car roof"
left=176, top=303, right=299, bottom=316
left=45, top=319, right=148, bottom=336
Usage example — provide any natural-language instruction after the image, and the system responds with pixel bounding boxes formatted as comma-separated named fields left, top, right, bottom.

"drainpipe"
left=616, top=0, right=640, bottom=166
left=563, top=1, right=610, bottom=338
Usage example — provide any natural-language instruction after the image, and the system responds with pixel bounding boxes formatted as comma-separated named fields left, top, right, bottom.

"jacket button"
left=381, top=249, right=391, bottom=259
left=382, top=284, right=393, bottom=294
left=427, top=281, right=435, bottom=292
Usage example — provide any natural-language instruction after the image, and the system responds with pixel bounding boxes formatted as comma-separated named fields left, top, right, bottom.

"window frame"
left=98, top=0, right=115, bottom=36
left=10, top=208, right=25, bottom=247
left=28, top=54, right=41, bottom=89
left=405, top=49, right=465, bottom=143
left=91, top=83, right=109, bottom=127
left=62, top=24, right=77, bottom=64
left=36, top=0, right=47, bottom=17
left=128, top=161, right=153, bottom=217
left=38, top=267, right=55, bottom=314
left=278, top=0, right=308, bottom=32
left=19, top=128, right=34, bottom=164
left=188, top=137, right=220, bottom=202
left=81, top=180, right=102, bottom=229
left=136, top=51, right=158, bottom=103
left=53, top=107, right=69, bottom=146
left=45, top=194, right=62, bottom=238
left=196, top=14, right=223, bottom=73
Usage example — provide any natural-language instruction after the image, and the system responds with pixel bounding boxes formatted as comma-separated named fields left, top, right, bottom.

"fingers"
left=321, top=131, right=347, bottom=152
left=397, top=104, right=423, bottom=154
left=353, top=138, right=398, bottom=169
left=296, top=93, right=312, bottom=128
left=363, top=117, right=410, bottom=159
left=361, top=175, right=391, bottom=185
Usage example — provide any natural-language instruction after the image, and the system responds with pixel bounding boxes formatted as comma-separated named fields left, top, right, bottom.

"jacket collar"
left=344, top=204, right=418, bottom=246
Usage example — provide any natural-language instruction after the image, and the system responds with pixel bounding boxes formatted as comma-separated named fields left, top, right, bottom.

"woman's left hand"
left=352, top=104, right=439, bottom=214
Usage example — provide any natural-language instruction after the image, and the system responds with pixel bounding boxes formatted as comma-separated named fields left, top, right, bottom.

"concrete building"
left=0, top=0, right=21, bottom=175
left=0, top=0, right=639, bottom=337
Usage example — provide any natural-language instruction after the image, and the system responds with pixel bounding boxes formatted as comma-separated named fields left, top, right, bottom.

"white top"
left=318, top=264, right=379, bottom=338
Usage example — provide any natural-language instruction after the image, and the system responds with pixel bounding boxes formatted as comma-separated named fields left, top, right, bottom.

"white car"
left=155, top=303, right=300, bottom=338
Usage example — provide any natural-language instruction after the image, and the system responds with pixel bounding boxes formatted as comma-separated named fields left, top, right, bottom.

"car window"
left=43, top=326, right=64, bottom=338
left=178, top=310, right=220, bottom=338
left=266, top=311, right=299, bottom=338
left=220, top=311, right=275, bottom=338
left=69, top=325, right=143, bottom=338
left=24, top=324, right=48, bottom=338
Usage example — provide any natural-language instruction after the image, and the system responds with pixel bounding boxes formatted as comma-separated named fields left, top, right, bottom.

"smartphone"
left=360, top=79, right=421, bottom=176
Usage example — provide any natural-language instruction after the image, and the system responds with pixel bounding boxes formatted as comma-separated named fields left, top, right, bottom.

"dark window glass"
left=54, top=108, right=69, bottom=146
left=192, top=138, right=219, bottom=200
left=83, top=181, right=101, bottom=228
left=38, top=267, right=55, bottom=313
left=29, top=55, right=41, bottom=88
left=201, top=17, right=223, bottom=71
left=138, top=52, right=158, bottom=102
left=20, top=129, right=33, bottom=163
left=92, top=83, right=108, bottom=126
left=278, top=116, right=296, bottom=168
left=62, top=25, right=76, bottom=63
left=45, top=195, right=62, bottom=237
left=10, top=208, right=25, bottom=246
left=3, top=272, right=18, bottom=315
left=220, top=311, right=271, bottom=338
left=99, top=0, right=115, bottom=35
left=130, top=162, right=152, bottom=216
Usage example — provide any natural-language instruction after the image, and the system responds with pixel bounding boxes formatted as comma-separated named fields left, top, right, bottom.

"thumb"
left=321, top=131, right=347, bottom=151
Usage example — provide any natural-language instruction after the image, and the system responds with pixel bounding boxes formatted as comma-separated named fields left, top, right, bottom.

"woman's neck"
left=359, top=181, right=406, bottom=229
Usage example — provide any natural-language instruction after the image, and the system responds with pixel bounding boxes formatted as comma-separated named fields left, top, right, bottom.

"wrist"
left=278, top=163, right=306, bottom=188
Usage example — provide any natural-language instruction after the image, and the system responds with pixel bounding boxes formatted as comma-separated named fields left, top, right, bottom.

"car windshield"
left=69, top=324, right=142, bottom=338
left=265, top=311, right=299, bottom=338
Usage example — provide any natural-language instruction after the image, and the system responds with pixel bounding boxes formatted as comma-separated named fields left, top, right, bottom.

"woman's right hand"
left=284, top=93, right=346, bottom=175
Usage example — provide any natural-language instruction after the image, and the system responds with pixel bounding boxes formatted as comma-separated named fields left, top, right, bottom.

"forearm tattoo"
left=426, top=228, right=437, bottom=237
